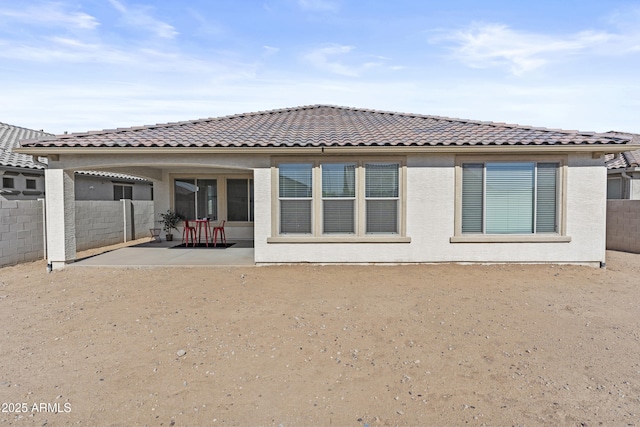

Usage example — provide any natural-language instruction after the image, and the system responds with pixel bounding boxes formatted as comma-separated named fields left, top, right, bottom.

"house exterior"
left=605, top=133, right=640, bottom=199
left=1, top=122, right=153, bottom=201
left=16, top=105, right=630, bottom=270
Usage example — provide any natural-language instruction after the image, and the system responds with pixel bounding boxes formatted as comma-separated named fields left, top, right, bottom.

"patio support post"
left=45, top=169, right=76, bottom=270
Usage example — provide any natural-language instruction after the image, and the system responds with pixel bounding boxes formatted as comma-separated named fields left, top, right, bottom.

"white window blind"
left=322, top=163, right=355, bottom=234
left=279, top=163, right=313, bottom=234
left=365, top=163, right=399, bottom=234
left=461, top=162, right=559, bottom=235
left=461, top=164, right=483, bottom=233
left=535, top=163, right=558, bottom=233
left=486, top=162, right=534, bottom=234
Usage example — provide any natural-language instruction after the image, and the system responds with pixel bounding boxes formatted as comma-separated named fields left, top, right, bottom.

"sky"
left=1, top=0, right=640, bottom=135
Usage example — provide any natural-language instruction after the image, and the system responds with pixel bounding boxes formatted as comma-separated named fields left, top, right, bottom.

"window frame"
left=452, top=155, right=570, bottom=243
left=25, top=178, right=37, bottom=190
left=321, top=162, right=357, bottom=234
left=170, top=174, right=254, bottom=224
left=226, top=178, right=254, bottom=223
left=113, top=184, right=133, bottom=200
left=607, top=176, right=623, bottom=199
left=2, top=177, right=15, bottom=189
left=269, top=157, right=409, bottom=243
left=277, top=162, right=315, bottom=235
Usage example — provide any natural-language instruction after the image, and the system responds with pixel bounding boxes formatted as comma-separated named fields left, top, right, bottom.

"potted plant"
left=159, top=209, right=181, bottom=241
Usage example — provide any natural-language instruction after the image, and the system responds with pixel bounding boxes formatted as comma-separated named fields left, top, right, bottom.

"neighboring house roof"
left=18, top=104, right=629, bottom=149
left=0, top=122, right=51, bottom=169
left=75, top=170, right=149, bottom=181
left=2, top=122, right=148, bottom=181
left=604, top=132, right=640, bottom=170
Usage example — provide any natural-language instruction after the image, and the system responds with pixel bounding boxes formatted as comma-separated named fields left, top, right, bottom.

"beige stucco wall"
left=44, top=151, right=607, bottom=266
left=254, top=153, right=607, bottom=266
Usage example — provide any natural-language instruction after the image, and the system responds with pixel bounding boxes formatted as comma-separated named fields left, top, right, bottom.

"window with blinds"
left=279, top=163, right=313, bottom=234
left=277, top=161, right=402, bottom=237
left=322, top=163, right=356, bottom=233
left=365, top=163, right=399, bottom=233
left=461, top=162, right=558, bottom=234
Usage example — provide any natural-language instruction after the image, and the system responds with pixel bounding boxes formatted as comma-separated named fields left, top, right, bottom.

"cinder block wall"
left=75, top=200, right=155, bottom=251
left=0, top=200, right=156, bottom=267
left=0, top=200, right=45, bottom=267
left=607, top=200, right=640, bottom=254
left=132, top=201, right=155, bottom=239
left=75, top=201, right=124, bottom=251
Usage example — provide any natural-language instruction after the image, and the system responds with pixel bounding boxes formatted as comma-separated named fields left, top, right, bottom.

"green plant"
left=159, top=210, right=181, bottom=234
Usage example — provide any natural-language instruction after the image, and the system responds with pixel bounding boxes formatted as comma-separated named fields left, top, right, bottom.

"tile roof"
left=19, top=104, right=629, bottom=149
left=605, top=132, right=640, bottom=169
left=75, top=170, right=148, bottom=181
left=0, top=122, right=51, bottom=169
left=1, top=122, right=147, bottom=181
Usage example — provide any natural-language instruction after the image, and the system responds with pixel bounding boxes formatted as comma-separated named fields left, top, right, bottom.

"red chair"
left=212, top=220, right=226, bottom=247
left=182, top=220, right=197, bottom=247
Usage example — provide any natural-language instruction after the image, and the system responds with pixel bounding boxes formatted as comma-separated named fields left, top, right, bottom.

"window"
left=607, top=177, right=623, bottom=199
left=227, top=179, right=254, bottom=222
left=275, top=160, right=404, bottom=239
left=26, top=179, right=37, bottom=190
left=322, top=163, right=356, bottom=233
left=279, top=164, right=313, bottom=234
left=174, top=179, right=217, bottom=220
left=461, top=162, right=559, bottom=234
left=365, top=163, right=399, bottom=234
left=113, top=184, right=133, bottom=200
left=2, top=177, right=14, bottom=189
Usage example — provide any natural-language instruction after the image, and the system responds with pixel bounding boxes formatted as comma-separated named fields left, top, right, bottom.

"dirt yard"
left=0, top=248, right=639, bottom=426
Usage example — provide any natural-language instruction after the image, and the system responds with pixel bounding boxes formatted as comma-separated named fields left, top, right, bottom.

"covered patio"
left=73, top=239, right=255, bottom=267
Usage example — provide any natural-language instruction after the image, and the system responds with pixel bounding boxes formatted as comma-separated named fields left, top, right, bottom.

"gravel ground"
left=0, top=248, right=639, bottom=426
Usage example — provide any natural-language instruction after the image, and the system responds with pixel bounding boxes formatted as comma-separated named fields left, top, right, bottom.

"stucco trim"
left=267, top=236, right=411, bottom=243
left=449, top=235, right=571, bottom=243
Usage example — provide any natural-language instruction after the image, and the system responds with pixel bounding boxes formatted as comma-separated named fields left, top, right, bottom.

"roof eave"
left=15, top=144, right=629, bottom=156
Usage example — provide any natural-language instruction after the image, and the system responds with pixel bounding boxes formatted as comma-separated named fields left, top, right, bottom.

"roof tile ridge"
left=605, top=130, right=640, bottom=144
left=177, top=104, right=327, bottom=124
left=0, top=121, right=54, bottom=136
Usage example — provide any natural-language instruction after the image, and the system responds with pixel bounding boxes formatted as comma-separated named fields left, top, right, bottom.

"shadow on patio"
left=73, top=239, right=255, bottom=267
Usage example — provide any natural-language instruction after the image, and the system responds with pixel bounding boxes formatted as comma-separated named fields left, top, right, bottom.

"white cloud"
left=434, top=23, right=625, bottom=75
left=303, top=44, right=386, bottom=76
left=298, top=0, right=339, bottom=12
left=263, top=45, right=280, bottom=57
left=108, top=0, right=178, bottom=39
left=0, top=2, right=99, bottom=30
left=187, top=8, right=224, bottom=37
left=0, top=34, right=255, bottom=78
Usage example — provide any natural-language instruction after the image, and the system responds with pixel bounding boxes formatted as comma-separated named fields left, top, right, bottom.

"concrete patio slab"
left=73, top=239, right=255, bottom=267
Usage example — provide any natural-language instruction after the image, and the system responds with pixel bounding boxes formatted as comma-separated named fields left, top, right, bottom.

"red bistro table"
left=193, top=219, right=211, bottom=246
